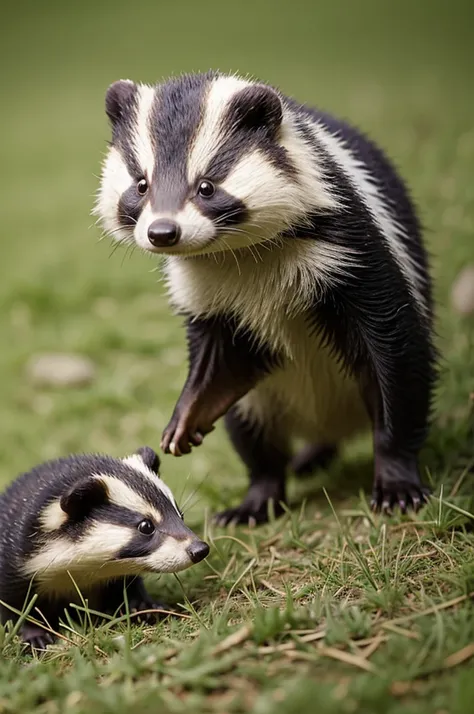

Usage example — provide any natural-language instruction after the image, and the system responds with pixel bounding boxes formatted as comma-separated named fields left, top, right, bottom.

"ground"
left=1, top=1, right=474, bottom=712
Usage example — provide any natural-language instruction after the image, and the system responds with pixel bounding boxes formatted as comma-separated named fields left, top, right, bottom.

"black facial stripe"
left=201, top=131, right=297, bottom=187
left=150, top=72, right=215, bottom=212
left=117, top=530, right=166, bottom=560
left=110, top=86, right=143, bottom=178
left=61, top=504, right=144, bottom=539
left=195, top=188, right=248, bottom=227
left=114, top=470, right=180, bottom=516
left=201, top=86, right=296, bottom=183
left=90, top=504, right=144, bottom=528
left=116, top=140, right=142, bottom=181
left=117, top=185, right=145, bottom=228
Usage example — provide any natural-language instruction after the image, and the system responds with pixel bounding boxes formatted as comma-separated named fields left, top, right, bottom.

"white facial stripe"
left=134, top=202, right=155, bottom=250
left=94, top=146, right=134, bottom=241
left=309, top=120, right=428, bottom=314
left=187, top=75, right=249, bottom=183
left=121, top=454, right=157, bottom=477
left=133, top=84, right=156, bottom=181
left=220, top=147, right=336, bottom=244
left=39, top=500, right=67, bottom=532
left=174, top=203, right=216, bottom=251
left=142, top=536, right=193, bottom=573
left=121, top=455, right=182, bottom=517
left=95, top=474, right=162, bottom=524
left=23, top=523, right=135, bottom=585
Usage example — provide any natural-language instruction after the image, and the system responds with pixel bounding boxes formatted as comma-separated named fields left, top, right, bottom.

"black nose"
left=147, top=219, right=181, bottom=247
left=186, top=540, right=210, bottom=564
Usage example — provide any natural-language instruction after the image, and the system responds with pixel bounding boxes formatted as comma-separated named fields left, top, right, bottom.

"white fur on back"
left=309, top=119, right=428, bottom=315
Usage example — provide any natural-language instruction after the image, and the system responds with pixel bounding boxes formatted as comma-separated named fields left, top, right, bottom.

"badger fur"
left=95, top=71, right=437, bottom=526
left=0, top=446, right=209, bottom=650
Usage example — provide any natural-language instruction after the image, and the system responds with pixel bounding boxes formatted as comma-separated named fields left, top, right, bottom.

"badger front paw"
left=161, top=415, right=213, bottom=456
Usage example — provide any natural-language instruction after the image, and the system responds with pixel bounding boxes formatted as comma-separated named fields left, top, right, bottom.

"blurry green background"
left=0, top=0, right=473, bottom=513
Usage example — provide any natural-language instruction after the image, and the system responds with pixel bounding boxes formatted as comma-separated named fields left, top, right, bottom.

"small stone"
left=27, top=353, right=96, bottom=388
left=451, top=265, right=474, bottom=315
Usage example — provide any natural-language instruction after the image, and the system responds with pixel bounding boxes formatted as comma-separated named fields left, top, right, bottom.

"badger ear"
left=228, top=84, right=283, bottom=137
left=60, top=478, right=108, bottom=521
left=135, top=446, right=161, bottom=475
left=105, top=79, right=137, bottom=126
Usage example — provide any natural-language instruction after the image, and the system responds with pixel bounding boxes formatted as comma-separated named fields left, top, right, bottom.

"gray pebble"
left=27, top=353, right=96, bottom=388
left=451, top=265, right=474, bottom=315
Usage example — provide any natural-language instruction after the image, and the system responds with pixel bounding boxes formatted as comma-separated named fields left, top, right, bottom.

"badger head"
left=94, top=72, right=335, bottom=258
left=25, top=446, right=209, bottom=594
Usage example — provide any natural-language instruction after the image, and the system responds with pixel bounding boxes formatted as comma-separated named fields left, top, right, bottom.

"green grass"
left=1, top=0, right=474, bottom=711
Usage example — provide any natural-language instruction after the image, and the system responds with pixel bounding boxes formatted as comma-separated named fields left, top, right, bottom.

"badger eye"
left=137, top=178, right=148, bottom=196
left=137, top=519, right=155, bottom=535
left=197, top=180, right=215, bottom=198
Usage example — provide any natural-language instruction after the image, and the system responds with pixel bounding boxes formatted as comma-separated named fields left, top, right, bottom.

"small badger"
left=0, top=446, right=209, bottom=649
left=95, top=71, right=437, bottom=526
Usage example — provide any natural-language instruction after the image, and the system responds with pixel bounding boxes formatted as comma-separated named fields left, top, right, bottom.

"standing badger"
left=0, top=446, right=209, bottom=649
left=95, top=72, right=437, bottom=525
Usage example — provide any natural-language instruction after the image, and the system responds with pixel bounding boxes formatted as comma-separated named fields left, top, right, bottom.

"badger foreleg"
left=161, top=315, right=278, bottom=457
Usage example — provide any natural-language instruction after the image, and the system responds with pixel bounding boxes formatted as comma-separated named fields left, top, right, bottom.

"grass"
left=1, top=0, right=474, bottom=711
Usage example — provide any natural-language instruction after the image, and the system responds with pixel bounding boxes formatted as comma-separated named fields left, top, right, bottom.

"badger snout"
left=186, top=539, right=210, bottom=564
left=147, top=219, right=181, bottom=247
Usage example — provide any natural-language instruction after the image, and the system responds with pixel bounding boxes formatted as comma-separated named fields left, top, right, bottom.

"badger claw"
left=213, top=482, right=286, bottom=526
left=162, top=420, right=212, bottom=457
left=21, top=624, right=56, bottom=651
left=371, top=484, right=430, bottom=514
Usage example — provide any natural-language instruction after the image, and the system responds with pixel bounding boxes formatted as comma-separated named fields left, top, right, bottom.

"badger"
left=0, top=446, right=209, bottom=650
left=95, top=71, right=437, bottom=526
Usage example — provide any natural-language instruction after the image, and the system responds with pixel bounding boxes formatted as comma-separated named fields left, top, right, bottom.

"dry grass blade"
left=314, top=647, right=378, bottom=673
left=359, top=634, right=385, bottom=659
left=443, top=643, right=474, bottom=669
left=211, top=625, right=252, bottom=656
left=259, top=579, right=286, bottom=596
left=382, top=593, right=473, bottom=628
left=382, top=623, right=421, bottom=641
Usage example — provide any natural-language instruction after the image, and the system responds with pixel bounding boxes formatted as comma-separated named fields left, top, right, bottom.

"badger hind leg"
left=101, top=577, right=174, bottom=624
left=214, top=405, right=290, bottom=526
left=291, top=443, right=338, bottom=477
left=370, top=428, right=431, bottom=515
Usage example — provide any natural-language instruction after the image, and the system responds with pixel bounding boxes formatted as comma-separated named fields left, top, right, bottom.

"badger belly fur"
left=236, top=319, right=369, bottom=445
left=165, top=239, right=369, bottom=446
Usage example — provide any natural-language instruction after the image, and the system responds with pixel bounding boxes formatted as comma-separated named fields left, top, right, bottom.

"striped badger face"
left=95, top=72, right=333, bottom=257
left=24, top=447, right=209, bottom=594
